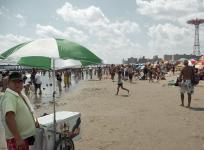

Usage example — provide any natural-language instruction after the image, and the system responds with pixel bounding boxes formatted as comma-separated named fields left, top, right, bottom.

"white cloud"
left=36, top=24, right=88, bottom=42
left=89, top=40, right=143, bottom=64
left=36, top=24, right=66, bottom=38
left=0, top=6, right=10, bottom=19
left=35, top=24, right=143, bottom=63
left=136, top=0, right=204, bottom=23
left=55, top=2, right=141, bottom=63
left=135, top=0, right=204, bottom=57
left=0, top=34, right=31, bottom=53
left=56, top=2, right=140, bottom=35
left=15, top=14, right=26, bottom=27
left=56, top=2, right=109, bottom=25
left=146, top=23, right=204, bottom=56
left=110, top=21, right=140, bottom=34
left=136, top=0, right=202, bottom=15
left=0, top=7, right=27, bottom=27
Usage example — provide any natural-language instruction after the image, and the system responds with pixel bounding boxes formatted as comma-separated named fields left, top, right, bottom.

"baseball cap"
left=9, top=72, right=23, bottom=81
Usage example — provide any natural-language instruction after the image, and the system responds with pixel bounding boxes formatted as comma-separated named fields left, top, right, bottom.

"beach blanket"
left=168, top=80, right=176, bottom=86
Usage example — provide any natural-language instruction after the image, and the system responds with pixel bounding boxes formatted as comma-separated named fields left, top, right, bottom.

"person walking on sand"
left=179, top=60, right=194, bottom=108
left=63, top=70, right=69, bottom=88
left=1, top=71, right=9, bottom=92
left=34, top=71, right=42, bottom=95
left=110, top=64, right=116, bottom=81
left=56, top=71, right=62, bottom=92
left=115, top=70, right=129, bottom=95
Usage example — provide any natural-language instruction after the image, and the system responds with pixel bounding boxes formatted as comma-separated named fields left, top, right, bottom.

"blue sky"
left=0, top=0, right=204, bottom=63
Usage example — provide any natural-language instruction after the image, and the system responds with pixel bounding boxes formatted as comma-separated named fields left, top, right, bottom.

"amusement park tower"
left=187, top=18, right=204, bottom=56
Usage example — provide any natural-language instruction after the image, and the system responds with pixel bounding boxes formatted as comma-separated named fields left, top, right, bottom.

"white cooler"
left=37, top=111, right=81, bottom=150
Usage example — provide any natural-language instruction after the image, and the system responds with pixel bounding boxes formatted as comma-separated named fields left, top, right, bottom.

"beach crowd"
left=0, top=60, right=204, bottom=150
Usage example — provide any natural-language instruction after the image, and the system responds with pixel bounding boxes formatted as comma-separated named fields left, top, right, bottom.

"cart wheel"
left=54, top=137, right=75, bottom=150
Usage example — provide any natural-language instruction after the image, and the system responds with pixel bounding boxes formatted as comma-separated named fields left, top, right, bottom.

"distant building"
left=164, top=54, right=200, bottom=61
left=123, top=55, right=162, bottom=64
left=137, top=56, right=148, bottom=64
left=127, top=57, right=137, bottom=64
left=123, top=54, right=202, bottom=64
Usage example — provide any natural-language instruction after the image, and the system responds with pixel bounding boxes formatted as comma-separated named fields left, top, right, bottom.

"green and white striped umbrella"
left=18, top=56, right=83, bottom=70
left=0, top=55, right=4, bottom=59
left=0, top=38, right=102, bottom=69
left=0, top=38, right=102, bottom=144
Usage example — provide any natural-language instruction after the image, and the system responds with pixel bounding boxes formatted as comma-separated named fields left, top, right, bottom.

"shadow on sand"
left=88, top=79, right=100, bottom=81
left=190, top=107, right=204, bottom=111
left=120, top=94, right=129, bottom=97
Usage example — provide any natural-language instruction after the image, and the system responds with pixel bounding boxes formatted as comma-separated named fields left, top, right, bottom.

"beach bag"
left=191, top=75, right=200, bottom=86
left=175, top=78, right=182, bottom=86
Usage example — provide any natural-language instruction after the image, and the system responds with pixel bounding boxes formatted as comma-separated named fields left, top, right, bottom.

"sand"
left=1, top=74, right=204, bottom=150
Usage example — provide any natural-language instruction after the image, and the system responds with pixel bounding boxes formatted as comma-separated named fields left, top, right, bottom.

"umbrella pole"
left=52, top=58, right=57, bottom=147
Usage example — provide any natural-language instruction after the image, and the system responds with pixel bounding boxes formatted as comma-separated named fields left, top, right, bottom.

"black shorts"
left=129, top=74, right=133, bottom=79
left=118, top=83, right=123, bottom=86
left=35, top=83, right=41, bottom=89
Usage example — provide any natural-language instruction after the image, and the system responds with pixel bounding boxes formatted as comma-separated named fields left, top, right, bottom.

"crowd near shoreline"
left=0, top=60, right=204, bottom=150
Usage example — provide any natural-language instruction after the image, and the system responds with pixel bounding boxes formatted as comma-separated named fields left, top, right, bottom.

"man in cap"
left=0, top=72, right=36, bottom=150
left=179, top=60, right=195, bottom=108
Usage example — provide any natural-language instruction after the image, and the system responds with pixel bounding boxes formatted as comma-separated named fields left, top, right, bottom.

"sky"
left=0, top=0, right=204, bottom=64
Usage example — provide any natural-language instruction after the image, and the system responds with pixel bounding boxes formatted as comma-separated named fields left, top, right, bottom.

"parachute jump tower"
left=187, top=18, right=204, bottom=56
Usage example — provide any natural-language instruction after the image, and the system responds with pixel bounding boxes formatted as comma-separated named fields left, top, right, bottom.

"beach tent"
left=0, top=38, right=102, bottom=144
left=178, top=58, right=186, bottom=62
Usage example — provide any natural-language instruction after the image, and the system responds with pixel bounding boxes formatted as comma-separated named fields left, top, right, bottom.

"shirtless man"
left=179, top=60, right=194, bottom=108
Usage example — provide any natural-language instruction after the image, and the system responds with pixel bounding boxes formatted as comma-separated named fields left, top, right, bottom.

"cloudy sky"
left=0, top=0, right=204, bottom=63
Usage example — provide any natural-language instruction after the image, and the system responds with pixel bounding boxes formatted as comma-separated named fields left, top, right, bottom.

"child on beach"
left=116, top=70, right=129, bottom=95
left=23, top=81, right=35, bottom=99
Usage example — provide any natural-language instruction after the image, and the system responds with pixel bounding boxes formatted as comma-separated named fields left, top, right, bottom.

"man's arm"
left=192, top=67, right=195, bottom=77
left=6, top=111, right=25, bottom=148
left=179, top=69, right=183, bottom=80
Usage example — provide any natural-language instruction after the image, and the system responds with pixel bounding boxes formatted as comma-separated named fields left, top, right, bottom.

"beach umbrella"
left=178, top=58, right=186, bottom=62
left=188, top=60, right=193, bottom=66
left=195, top=64, right=204, bottom=69
left=0, top=38, right=102, bottom=144
left=189, top=59, right=197, bottom=64
left=0, top=55, right=4, bottom=59
left=200, top=60, right=204, bottom=65
left=17, top=56, right=93, bottom=70
left=0, top=38, right=102, bottom=65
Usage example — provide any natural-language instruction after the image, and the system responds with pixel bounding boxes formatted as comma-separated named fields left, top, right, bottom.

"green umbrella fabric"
left=0, top=55, right=4, bottom=59
left=18, top=56, right=94, bottom=69
left=18, top=56, right=52, bottom=70
left=0, top=38, right=102, bottom=68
